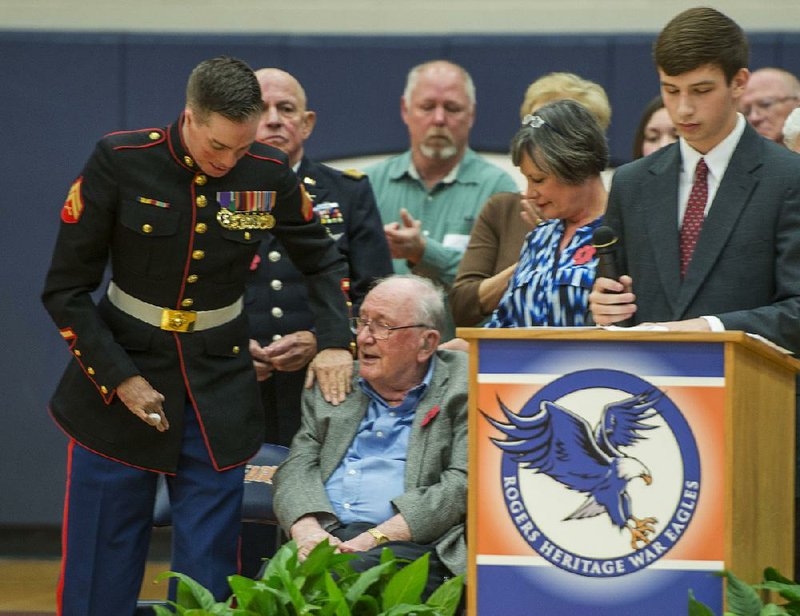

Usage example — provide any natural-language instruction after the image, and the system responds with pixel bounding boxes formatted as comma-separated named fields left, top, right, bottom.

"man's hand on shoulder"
left=304, top=348, right=354, bottom=405
left=439, top=338, right=468, bottom=352
left=589, top=275, right=637, bottom=326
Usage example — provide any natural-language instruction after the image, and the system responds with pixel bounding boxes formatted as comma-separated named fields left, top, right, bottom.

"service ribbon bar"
left=138, top=196, right=170, bottom=208
left=217, top=191, right=276, bottom=212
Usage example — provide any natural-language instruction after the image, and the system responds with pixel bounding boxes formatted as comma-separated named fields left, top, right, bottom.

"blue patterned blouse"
left=486, top=217, right=602, bottom=328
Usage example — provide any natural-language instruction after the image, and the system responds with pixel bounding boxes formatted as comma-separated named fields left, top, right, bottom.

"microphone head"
left=592, top=225, right=617, bottom=249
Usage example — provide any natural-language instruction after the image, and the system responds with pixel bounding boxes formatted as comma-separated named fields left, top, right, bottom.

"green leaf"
left=765, top=568, right=796, bottom=585
left=779, top=600, right=800, bottom=616
left=263, top=541, right=300, bottom=580
left=317, top=571, right=351, bottom=616
left=228, top=575, right=284, bottom=613
left=382, top=553, right=428, bottom=608
left=351, top=594, right=380, bottom=616
left=381, top=604, right=437, bottom=616
left=688, top=589, right=717, bottom=616
left=153, top=606, right=178, bottom=616
left=227, top=574, right=258, bottom=605
left=759, top=605, right=789, bottom=615
left=426, top=575, right=464, bottom=616
left=757, top=581, right=800, bottom=603
left=155, top=571, right=218, bottom=610
left=345, top=561, right=397, bottom=604
left=725, top=570, right=764, bottom=616
left=302, top=540, right=347, bottom=575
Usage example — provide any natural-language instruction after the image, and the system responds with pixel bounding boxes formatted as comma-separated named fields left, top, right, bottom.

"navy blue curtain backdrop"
left=1, top=30, right=797, bottom=524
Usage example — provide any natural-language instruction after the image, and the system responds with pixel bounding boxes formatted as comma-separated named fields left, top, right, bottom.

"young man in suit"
left=589, top=7, right=800, bottom=579
left=589, top=7, right=800, bottom=355
left=273, top=274, right=467, bottom=596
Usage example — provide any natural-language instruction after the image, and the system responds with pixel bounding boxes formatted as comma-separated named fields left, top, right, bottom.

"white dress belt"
left=107, top=281, right=243, bottom=333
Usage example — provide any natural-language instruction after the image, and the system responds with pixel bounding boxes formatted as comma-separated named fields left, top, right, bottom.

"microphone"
left=592, top=225, right=624, bottom=282
left=591, top=225, right=631, bottom=327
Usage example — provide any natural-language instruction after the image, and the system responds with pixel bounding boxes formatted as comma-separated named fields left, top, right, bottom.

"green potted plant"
left=153, top=539, right=464, bottom=615
left=689, top=568, right=800, bottom=615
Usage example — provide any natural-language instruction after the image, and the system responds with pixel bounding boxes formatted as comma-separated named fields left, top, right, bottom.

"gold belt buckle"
left=160, top=308, right=197, bottom=332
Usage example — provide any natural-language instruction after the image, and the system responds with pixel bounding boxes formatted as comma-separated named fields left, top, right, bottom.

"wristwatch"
left=367, top=527, right=391, bottom=545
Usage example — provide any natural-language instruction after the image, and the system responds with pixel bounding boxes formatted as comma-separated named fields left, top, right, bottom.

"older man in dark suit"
left=249, top=67, right=392, bottom=446
left=273, top=274, right=466, bottom=595
left=589, top=7, right=800, bottom=354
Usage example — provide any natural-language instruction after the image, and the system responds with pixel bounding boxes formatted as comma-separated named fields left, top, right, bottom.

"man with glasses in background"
left=273, top=274, right=467, bottom=598
left=739, top=67, right=800, bottom=144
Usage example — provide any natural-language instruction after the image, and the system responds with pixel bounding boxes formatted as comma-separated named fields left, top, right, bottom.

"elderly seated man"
left=273, top=274, right=466, bottom=594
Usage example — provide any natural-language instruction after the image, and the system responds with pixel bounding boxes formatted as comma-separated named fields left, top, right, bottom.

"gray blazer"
left=605, top=123, right=800, bottom=354
left=273, top=350, right=468, bottom=575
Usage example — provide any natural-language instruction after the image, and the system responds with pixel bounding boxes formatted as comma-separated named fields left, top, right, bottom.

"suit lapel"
left=319, top=390, right=368, bottom=480
left=674, top=127, right=762, bottom=317
left=404, top=356, right=449, bottom=488
left=641, top=148, right=682, bottom=314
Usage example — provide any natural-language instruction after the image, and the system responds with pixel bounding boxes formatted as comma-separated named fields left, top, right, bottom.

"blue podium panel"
left=472, top=337, right=726, bottom=615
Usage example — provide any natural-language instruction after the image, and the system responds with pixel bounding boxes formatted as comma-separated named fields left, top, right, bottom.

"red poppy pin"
left=421, top=405, right=440, bottom=427
left=249, top=253, right=261, bottom=271
left=573, top=245, right=596, bottom=265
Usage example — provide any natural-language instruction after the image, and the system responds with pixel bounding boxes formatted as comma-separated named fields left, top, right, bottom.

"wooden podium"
left=459, top=328, right=799, bottom=615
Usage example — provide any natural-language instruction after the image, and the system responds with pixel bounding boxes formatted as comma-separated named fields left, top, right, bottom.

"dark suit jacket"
left=605, top=123, right=800, bottom=354
left=273, top=350, right=467, bottom=575
left=245, top=158, right=392, bottom=444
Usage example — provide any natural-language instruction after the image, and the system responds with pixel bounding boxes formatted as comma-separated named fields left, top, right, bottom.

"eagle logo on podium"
left=486, top=388, right=661, bottom=550
left=485, top=369, right=702, bottom=578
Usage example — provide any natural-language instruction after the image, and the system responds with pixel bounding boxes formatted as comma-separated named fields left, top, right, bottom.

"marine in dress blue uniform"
left=41, top=57, right=351, bottom=615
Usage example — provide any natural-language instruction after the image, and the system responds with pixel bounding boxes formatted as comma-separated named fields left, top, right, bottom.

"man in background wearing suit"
left=249, top=67, right=392, bottom=447
left=589, top=7, right=800, bottom=354
left=273, top=274, right=467, bottom=596
left=242, top=67, right=393, bottom=577
left=588, top=7, right=800, bottom=578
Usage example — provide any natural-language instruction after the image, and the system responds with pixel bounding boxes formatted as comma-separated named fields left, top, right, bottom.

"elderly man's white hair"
left=371, top=274, right=447, bottom=334
left=783, top=107, right=800, bottom=152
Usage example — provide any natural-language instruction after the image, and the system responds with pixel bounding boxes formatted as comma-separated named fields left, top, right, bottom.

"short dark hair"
left=654, top=7, right=749, bottom=83
left=185, top=56, right=264, bottom=123
left=632, top=95, right=665, bottom=160
left=511, top=99, right=608, bottom=185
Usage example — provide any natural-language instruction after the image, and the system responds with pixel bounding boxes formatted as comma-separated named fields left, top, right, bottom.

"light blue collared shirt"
left=325, top=361, right=435, bottom=525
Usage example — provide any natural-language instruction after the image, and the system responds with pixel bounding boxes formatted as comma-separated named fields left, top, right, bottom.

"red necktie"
left=679, top=158, right=708, bottom=277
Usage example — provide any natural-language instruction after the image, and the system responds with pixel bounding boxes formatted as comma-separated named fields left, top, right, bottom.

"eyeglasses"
left=741, top=96, right=798, bottom=116
left=522, top=113, right=566, bottom=137
left=350, top=317, right=431, bottom=340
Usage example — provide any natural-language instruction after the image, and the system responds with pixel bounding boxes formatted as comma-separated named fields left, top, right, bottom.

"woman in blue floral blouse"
left=487, top=99, right=608, bottom=328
